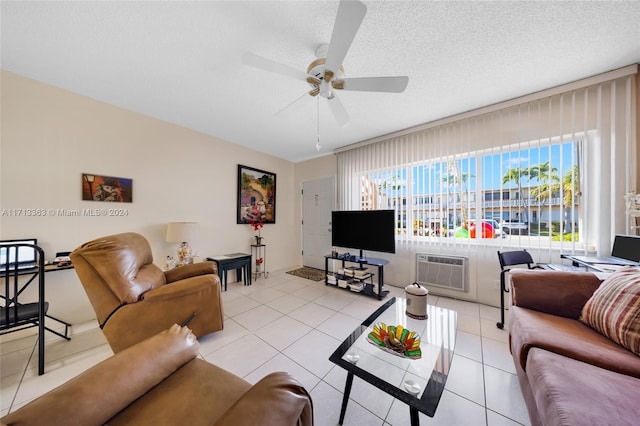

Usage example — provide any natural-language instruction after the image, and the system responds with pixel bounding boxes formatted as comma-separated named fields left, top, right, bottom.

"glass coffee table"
left=329, top=297, right=457, bottom=426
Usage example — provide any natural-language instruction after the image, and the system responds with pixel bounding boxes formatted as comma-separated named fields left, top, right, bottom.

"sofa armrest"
left=213, top=372, right=313, bottom=426
left=1, top=325, right=199, bottom=426
left=164, top=261, right=217, bottom=283
left=143, top=275, right=218, bottom=302
left=509, top=269, right=603, bottom=319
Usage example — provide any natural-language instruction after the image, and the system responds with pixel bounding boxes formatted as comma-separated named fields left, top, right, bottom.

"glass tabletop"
left=329, top=297, right=457, bottom=417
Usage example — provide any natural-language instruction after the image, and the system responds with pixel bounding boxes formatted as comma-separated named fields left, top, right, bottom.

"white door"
left=302, top=177, right=335, bottom=269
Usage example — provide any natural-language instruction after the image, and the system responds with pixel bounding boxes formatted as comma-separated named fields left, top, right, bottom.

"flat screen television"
left=331, top=210, right=395, bottom=257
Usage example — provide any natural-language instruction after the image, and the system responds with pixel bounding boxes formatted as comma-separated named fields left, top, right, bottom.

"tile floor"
left=1, top=268, right=530, bottom=425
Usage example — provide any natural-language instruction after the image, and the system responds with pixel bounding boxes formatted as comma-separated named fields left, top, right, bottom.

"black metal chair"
left=1, top=243, right=48, bottom=374
left=496, top=249, right=543, bottom=329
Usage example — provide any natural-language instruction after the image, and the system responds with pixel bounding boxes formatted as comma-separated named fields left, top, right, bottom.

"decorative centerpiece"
left=255, top=257, right=264, bottom=272
left=367, top=323, right=421, bottom=359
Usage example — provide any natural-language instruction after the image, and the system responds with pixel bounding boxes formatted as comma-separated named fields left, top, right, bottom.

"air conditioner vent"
left=426, top=255, right=465, bottom=266
left=416, top=253, right=468, bottom=292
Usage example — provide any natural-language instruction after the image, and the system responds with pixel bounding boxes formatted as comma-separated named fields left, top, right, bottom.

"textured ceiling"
left=2, top=1, right=640, bottom=162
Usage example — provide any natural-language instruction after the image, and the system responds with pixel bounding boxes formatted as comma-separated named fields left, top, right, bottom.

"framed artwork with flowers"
left=237, top=164, right=276, bottom=225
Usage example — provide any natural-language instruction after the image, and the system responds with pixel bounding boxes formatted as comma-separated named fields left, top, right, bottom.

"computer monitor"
left=0, top=238, right=38, bottom=269
left=611, top=234, right=640, bottom=262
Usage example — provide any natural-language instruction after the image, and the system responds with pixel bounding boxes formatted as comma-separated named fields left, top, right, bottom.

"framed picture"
left=82, top=173, right=133, bottom=203
left=237, top=165, right=276, bottom=224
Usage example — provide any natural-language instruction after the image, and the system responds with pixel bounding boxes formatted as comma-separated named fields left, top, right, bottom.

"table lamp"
left=166, top=222, right=199, bottom=265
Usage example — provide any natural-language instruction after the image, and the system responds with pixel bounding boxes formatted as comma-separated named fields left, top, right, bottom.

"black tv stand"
left=335, top=249, right=369, bottom=263
left=324, top=254, right=389, bottom=300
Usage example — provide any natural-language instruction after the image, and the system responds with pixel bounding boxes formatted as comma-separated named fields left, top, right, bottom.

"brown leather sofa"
left=1, top=324, right=314, bottom=425
left=71, top=232, right=224, bottom=353
left=508, top=269, right=640, bottom=426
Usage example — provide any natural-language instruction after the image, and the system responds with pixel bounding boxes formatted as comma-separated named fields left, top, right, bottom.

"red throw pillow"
left=580, top=267, right=640, bottom=356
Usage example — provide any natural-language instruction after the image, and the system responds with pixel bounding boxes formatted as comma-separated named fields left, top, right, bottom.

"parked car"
left=484, top=219, right=505, bottom=238
left=501, top=219, right=529, bottom=235
left=460, top=219, right=504, bottom=238
left=467, top=219, right=505, bottom=238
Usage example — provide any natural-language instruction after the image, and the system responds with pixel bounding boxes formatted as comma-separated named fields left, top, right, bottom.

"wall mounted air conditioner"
left=416, top=253, right=469, bottom=292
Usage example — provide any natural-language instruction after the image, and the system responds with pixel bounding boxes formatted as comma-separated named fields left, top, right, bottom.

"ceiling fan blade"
left=327, top=94, right=350, bottom=128
left=324, top=0, right=367, bottom=76
left=335, top=76, right=409, bottom=93
left=241, top=52, right=308, bottom=81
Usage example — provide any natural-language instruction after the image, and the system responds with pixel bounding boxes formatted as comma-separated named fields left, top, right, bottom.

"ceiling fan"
left=241, top=0, right=409, bottom=128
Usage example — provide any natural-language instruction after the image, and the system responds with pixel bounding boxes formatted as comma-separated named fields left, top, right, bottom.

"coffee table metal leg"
left=410, top=406, right=420, bottom=426
left=338, top=372, right=354, bottom=425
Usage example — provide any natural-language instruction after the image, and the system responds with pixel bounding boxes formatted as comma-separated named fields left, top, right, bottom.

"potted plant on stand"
left=249, top=217, right=264, bottom=245
left=248, top=214, right=267, bottom=279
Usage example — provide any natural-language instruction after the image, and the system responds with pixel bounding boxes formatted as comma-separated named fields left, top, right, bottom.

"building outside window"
left=358, top=140, right=580, bottom=241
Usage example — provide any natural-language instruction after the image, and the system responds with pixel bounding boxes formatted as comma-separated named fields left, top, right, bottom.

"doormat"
left=286, top=267, right=325, bottom=282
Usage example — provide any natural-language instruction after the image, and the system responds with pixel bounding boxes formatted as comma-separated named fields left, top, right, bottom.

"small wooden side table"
left=206, top=253, right=251, bottom=291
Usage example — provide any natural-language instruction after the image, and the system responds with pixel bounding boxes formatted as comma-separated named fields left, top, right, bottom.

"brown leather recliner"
left=70, top=232, right=224, bottom=353
left=1, top=324, right=314, bottom=425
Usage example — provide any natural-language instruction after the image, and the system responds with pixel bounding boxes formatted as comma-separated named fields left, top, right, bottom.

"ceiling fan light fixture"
left=240, top=0, right=408, bottom=130
left=306, top=58, right=344, bottom=82
left=319, top=81, right=332, bottom=98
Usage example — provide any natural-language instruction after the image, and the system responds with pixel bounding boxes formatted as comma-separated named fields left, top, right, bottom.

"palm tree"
left=441, top=163, right=454, bottom=230
left=502, top=166, right=530, bottom=222
left=376, top=172, right=404, bottom=228
left=442, top=161, right=473, bottom=229
left=528, top=161, right=559, bottom=232
left=529, top=161, right=558, bottom=184
left=562, top=165, right=579, bottom=206
left=562, top=165, right=580, bottom=233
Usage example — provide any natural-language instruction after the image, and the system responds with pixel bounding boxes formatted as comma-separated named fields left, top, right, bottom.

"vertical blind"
left=336, top=66, right=638, bottom=256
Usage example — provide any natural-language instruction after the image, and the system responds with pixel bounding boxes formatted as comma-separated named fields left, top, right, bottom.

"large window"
left=359, top=140, right=580, bottom=242
left=482, top=141, right=581, bottom=239
left=337, top=69, right=636, bottom=254
left=360, top=169, right=407, bottom=231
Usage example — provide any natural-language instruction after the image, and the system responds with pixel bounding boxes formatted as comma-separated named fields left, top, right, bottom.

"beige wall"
left=3, top=69, right=637, bottom=327
left=1, top=70, right=299, bottom=324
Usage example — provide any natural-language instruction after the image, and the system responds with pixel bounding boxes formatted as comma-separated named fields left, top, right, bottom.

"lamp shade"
left=166, top=222, right=200, bottom=243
